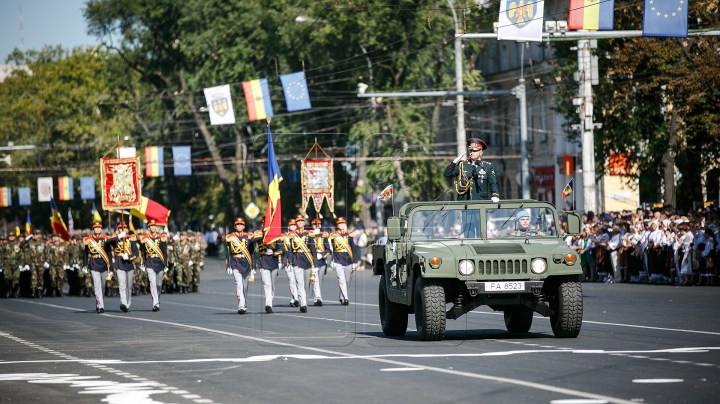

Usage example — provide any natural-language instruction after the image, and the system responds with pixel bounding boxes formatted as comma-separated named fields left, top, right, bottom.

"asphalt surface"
left=1, top=258, right=719, bottom=404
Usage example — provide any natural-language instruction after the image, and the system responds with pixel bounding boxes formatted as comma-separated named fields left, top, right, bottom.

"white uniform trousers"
left=290, top=266, right=307, bottom=307
left=260, top=268, right=276, bottom=308
left=285, top=266, right=298, bottom=304
left=117, top=269, right=134, bottom=309
left=233, top=269, right=251, bottom=310
left=334, top=263, right=353, bottom=301
left=91, top=270, right=106, bottom=309
left=148, top=270, right=163, bottom=308
left=305, top=265, right=325, bottom=302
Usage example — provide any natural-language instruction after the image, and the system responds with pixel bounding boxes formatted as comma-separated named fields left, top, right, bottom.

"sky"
left=0, top=0, right=100, bottom=64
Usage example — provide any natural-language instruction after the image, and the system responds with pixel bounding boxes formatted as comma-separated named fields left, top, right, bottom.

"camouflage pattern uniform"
left=1, top=236, right=21, bottom=297
left=164, top=235, right=178, bottom=293
left=22, top=231, right=46, bottom=298
left=133, top=230, right=148, bottom=294
left=190, top=233, right=205, bottom=292
left=74, top=235, right=94, bottom=296
left=46, top=235, right=67, bottom=297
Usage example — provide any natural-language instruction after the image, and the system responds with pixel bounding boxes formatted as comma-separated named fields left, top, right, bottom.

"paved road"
left=1, top=258, right=719, bottom=404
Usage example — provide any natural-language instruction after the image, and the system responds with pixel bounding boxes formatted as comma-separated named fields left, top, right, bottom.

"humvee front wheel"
left=504, top=305, right=533, bottom=333
left=550, top=281, right=583, bottom=338
left=414, top=277, right=446, bottom=341
left=379, top=275, right=408, bottom=336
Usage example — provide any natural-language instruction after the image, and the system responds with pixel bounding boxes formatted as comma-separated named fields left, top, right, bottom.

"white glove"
left=173, top=234, right=180, bottom=241
left=25, top=235, right=32, bottom=241
left=164, top=267, right=169, bottom=273
left=82, top=266, right=88, bottom=274
left=0, top=268, right=3, bottom=273
left=199, top=262, right=204, bottom=267
left=278, top=263, right=284, bottom=271
left=188, top=260, right=194, bottom=266
left=139, top=265, right=146, bottom=273
left=311, top=267, right=319, bottom=276
left=352, top=263, right=357, bottom=270
left=452, top=151, right=466, bottom=164
left=18, top=265, right=24, bottom=271
left=43, top=262, right=50, bottom=269
left=24, top=265, right=30, bottom=271
left=73, top=264, right=80, bottom=269
left=226, top=267, right=232, bottom=275
left=122, top=253, right=129, bottom=260
left=118, top=231, right=126, bottom=239
left=313, top=228, right=320, bottom=235
left=63, top=265, right=69, bottom=270
left=316, top=253, right=322, bottom=260
left=491, top=196, right=500, bottom=203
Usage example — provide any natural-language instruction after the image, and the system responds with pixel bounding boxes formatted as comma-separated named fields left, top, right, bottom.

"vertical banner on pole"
left=58, top=176, right=74, bottom=200
left=80, top=176, right=96, bottom=200
left=37, top=177, right=53, bottom=202
left=145, top=146, right=164, bottom=177
left=18, top=187, right=31, bottom=206
left=172, top=146, right=192, bottom=176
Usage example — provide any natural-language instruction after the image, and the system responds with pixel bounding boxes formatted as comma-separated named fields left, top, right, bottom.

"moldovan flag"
left=497, top=0, right=545, bottom=42
left=0, top=187, right=10, bottom=207
left=50, top=198, right=70, bottom=241
left=561, top=178, right=574, bottom=200
left=92, top=203, right=103, bottom=223
left=58, top=176, right=74, bottom=201
left=568, top=0, right=614, bottom=30
left=145, top=146, right=164, bottom=177
left=25, top=211, right=31, bottom=235
left=377, top=184, right=393, bottom=202
left=263, top=124, right=283, bottom=243
left=242, top=78, right=274, bottom=122
left=131, top=196, right=170, bottom=223
left=204, top=84, right=236, bottom=125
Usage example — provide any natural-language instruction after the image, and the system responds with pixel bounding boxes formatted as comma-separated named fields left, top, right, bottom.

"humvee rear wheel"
left=414, top=277, right=446, bottom=341
left=379, top=275, right=408, bottom=336
left=550, top=281, right=583, bottom=338
left=504, top=305, right=534, bottom=333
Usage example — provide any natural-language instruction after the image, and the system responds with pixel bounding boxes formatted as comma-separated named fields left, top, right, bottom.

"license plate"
left=484, top=281, right=525, bottom=292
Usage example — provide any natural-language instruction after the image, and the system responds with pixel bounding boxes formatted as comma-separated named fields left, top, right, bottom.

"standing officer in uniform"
left=282, top=218, right=299, bottom=307
left=294, top=215, right=317, bottom=306
left=285, top=215, right=316, bottom=313
left=83, top=221, right=117, bottom=313
left=107, top=222, right=138, bottom=312
left=256, top=217, right=285, bottom=313
left=225, top=217, right=262, bottom=314
left=189, top=232, right=204, bottom=293
left=310, top=218, right=329, bottom=306
left=23, top=230, right=47, bottom=298
left=329, top=217, right=355, bottom=306
left=140, top=219, right=168, bottom=312
left=46, top=233, right=67, bottom=297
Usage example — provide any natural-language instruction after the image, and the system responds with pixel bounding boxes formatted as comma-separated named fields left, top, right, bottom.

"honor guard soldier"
left=83, top=222, right=113, bottom=313
left=444, top=138, right=500, bottom=202
left=310, top=218, right=330, bottom=306
left=107, top=222, right=138, bottom=312
left=295, top=216, right=317, bottom=306
left=282, top=219, right=299, bottom=307
left=256, top=217, right=285, bottom=313
left=140, top=219, right=168, bottom=312
left=329, top=217, right=355, bottom=306
left=285, top=215, right=317, bottom=313
left=225, top=217, right=263, bottom=314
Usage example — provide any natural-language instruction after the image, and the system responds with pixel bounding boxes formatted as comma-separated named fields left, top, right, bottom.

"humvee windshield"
left=409, top=208, right=482, bottom=240
left=488, top=207, right=557, bottom=238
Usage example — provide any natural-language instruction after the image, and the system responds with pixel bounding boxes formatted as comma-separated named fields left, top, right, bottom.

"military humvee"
left=372, top=199, right=583, bottom=341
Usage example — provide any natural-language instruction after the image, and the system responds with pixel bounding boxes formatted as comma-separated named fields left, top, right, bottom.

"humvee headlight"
left=531, top=258, right=547, bottom=274
left=459, top=260, right=474, bottom=276
left=429, top=257, right=442, bottom=269
left=564, top=253, right=577, bottom=265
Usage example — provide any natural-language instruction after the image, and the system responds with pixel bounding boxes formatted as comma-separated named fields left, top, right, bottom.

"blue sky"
left=0, top=0, right=99, bottom=63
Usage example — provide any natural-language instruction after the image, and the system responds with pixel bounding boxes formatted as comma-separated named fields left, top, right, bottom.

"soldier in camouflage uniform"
left=163, top=234, right=177, bottom=293
left=176, top=232, right=191, bottom=294
left=46, top=234, right=67, bottom=297
left=189, top=232, right=205, bottom=292
left=133, top=229, right=148, bottom=295
left=1, top=234, right=21, bottom=298
left=65, top=235, right=82, bottom=296
left=74, top=234, right=94, bottom=297
left=22, top=230, right=46, bottom=298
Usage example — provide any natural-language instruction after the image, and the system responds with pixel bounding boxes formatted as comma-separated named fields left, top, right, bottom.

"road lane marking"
left=9, top=300, right=642, bottom=404
left=632, top=379, right=683, bottom=383
left=381, top=368, right=424, bottom=372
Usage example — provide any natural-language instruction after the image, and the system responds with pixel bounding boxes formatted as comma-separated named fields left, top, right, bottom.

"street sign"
left=244, top=202, right=260, bottom=219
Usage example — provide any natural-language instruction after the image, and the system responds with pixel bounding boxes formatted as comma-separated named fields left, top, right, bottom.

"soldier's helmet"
left=311, top=218, right=322, bottom=226
left=234, top=218, right=246, bottom=226
left=336, top=217, right=347, bottom=225
left=467, top=137, right=488, bottom=151
left=287, top=219, right=296, bottom=227
left=294, top=215, right=306, bottom=223
left=91, top=222, right=102, bottom=229
left=117, top=222, right=128, bottom=230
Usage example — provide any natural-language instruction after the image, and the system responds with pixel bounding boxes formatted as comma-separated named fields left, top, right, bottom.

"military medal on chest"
left=478, top=167, right=486, bottom=182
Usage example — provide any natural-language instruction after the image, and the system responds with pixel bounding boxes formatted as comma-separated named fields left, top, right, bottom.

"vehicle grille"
left=477, top=259, right=528, bottom=275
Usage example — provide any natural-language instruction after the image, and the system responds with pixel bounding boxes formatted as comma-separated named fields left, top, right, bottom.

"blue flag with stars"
left=280, top=71, right=312, bottom=112
left=642, top=0, right=688, bottom=37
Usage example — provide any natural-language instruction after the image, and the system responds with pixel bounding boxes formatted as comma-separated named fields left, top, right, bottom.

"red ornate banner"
left=301, top=159, right=334, bottom=214
left=100, top=157, right=142, bottom=210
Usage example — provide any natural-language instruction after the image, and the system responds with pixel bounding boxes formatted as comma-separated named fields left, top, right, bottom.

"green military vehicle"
left=372, top=199, right=583, bottom=341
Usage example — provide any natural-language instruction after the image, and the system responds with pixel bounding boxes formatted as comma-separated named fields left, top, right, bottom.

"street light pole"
left=447, top=0, right=465, bottom=156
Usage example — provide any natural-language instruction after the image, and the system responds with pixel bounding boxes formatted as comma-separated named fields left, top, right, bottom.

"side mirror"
left=387, top=217, right=401, bottom=241
left=566, top=211, right=582, bottom=235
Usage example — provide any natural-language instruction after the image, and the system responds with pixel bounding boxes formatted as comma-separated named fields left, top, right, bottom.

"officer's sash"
left=292, top=234, right=314, bottom=264
left=145, top=237, right=165, bottom=263
left=331, top=233, right=354, bottom=260
left=88, top=238, right=111, bottom=268
left=229, top=234, right=252, bottom=265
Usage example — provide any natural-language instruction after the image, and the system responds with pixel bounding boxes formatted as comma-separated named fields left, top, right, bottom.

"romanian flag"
left=241, top=78, right=274, bottom=122
left=568, top=0, right=614, bottom=31
left=0, top=187, right=10, bottom=207
left=92, top=203, right=103, bottom=224
left=130, top=196, right=170, bottom=224
left=377, top=184, right=393, bottom=202
left=145, top=146, right=165, bottom=177
left=50, top=198, right=70, bottom=241
left=561, top=178, right=574, bottom=200
left=58, top=176, right=74, bottom=200
left=262, top=124, right=283, bottom=243
left=25, top=211, right=31, bottom=235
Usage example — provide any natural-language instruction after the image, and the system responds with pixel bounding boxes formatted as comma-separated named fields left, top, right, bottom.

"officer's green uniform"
left=443, top=160, right=499, bottom=201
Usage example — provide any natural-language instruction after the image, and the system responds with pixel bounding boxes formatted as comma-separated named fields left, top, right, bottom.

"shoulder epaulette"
left=128, top=234, right=137, bottom=241
left=159, top=234, right=168, bottom=242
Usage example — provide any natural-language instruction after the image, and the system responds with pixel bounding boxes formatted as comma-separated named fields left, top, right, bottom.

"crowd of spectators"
left=565, top=207, right=719, bottom=286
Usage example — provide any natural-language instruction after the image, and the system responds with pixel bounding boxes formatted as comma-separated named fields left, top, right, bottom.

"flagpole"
left=573, top=177, right=576, bottom=211
left=391, top=186, right=394, bottom=217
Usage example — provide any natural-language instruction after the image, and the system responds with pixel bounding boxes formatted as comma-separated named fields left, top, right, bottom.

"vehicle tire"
left=379, top=275, right=408, bottom=336
left=550, top=281, right=583, bottom=338
left=414, top=277, right=446, bottom=341
left=504, top=305, right=534, bottom=333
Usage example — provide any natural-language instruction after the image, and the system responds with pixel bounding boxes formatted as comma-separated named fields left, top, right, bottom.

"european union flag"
left=80, top=176, right=95, bottom=200
left=18, top=187, right=31, bottom=206
left=642, top=0, right=688, bottom=37
left=172, top=146, right=192, bottom=176
left=280, top=71, right=312, bottom=112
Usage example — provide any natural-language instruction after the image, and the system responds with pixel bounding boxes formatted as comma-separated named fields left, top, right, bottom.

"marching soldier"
left=189, top=232, right=204, bottom=292
left=107, top=222, right=139, bottom=312
left=225, top=218, right=263, bottom=314
left=310, top=218, right=330, bottom=306
left=1, top=234, right=21, bottom=298
left=179, top=232, right=193, bottom=294
left=444, top=137, right=500, bottom=202
left=294, top=216, right=315, bottom=304
left=75, top=234, right=94, bottom=297
left=329, top=217, right=355, bottom=306
left=140, top=219, right=168, bottom=312
left=133, top=229, right=149, bottom=295
left=83, top=221, right=115, bottom=313
left=164, top=233, right=178, bottom=294
left=285, top=215, right=316, bottom=313
left=22, top=230, right=46, bottom=298
left=256, top=217, right=285, bottom=313
left=46, top=234, right=67, bottom=297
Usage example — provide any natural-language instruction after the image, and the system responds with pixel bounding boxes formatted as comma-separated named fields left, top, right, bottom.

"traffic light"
left=562, top=154, right=575, bottom=176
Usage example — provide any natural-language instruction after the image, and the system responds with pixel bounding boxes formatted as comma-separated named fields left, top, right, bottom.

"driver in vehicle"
left=501, top=210, right=546, bottom=237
